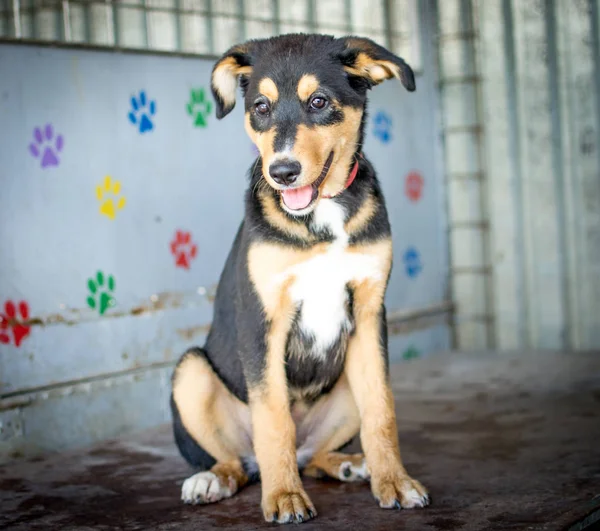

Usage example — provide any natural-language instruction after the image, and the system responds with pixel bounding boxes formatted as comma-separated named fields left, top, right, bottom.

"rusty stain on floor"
left=1, top=352, right=599, bottom=530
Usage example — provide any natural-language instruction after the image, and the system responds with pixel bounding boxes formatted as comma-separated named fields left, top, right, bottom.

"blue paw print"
left=128, top=90, right=156, bottom=133
left=403, top=246, right=422, bottom=278
left=373, top=110, right=392, bottom=144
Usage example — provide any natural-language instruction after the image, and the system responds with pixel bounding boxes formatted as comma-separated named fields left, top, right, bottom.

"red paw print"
left=0, top=300, right=31, bottom=348
left=405, top=171, right=424, bottom=202
left=170, top=230, right=198, bottom=270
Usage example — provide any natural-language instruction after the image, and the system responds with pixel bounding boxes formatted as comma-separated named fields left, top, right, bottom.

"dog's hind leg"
left=303, top=452, right=369, bottom=482
left=295, top=375, right=367, bottom=482
left=172, top=348, right=253, bottom=504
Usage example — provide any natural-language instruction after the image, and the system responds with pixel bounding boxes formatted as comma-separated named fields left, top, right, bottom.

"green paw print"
left=402, top=346, right=420, bottom=360
left=86, top=271, right=116, bottom=315
left=186, top=88, right=212, bottom=127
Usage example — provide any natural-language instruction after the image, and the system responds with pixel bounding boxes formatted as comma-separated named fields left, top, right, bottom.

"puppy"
left=171, top=33, right=429, bottom=524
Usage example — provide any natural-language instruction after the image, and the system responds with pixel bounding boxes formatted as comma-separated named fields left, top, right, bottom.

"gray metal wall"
left=0, top=0, right=422, bottom=69
left=438, top=0, right=600, bottom=350
left=0, top=2, right=449, bottom=461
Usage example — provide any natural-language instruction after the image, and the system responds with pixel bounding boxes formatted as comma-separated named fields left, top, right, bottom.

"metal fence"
left=0, top=0, right=422, bottom=69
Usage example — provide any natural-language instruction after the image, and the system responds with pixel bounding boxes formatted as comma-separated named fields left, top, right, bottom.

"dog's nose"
left=269, top=160, right=301, bottom=186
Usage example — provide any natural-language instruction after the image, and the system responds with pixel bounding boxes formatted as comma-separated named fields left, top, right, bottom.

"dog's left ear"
left=211, top=43, right=255, bottom=119
left=338, top=37, right=415, bottom=91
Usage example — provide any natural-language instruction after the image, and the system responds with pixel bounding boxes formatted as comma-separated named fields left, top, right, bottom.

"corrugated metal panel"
left=437, top=0, right=493, bottom=348
left=445, top=0, right=600, bottom=350
left=0, top=0, right=422, bottom=68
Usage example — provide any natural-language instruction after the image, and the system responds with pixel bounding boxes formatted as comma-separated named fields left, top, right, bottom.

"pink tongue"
left=281, top=185, right=314, bottom=210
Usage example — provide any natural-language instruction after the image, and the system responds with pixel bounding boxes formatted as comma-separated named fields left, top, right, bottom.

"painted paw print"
left=186, top=88, right=212, bottom=128
left=128, top=90, right=156, bottom=133
left=405, top=171, right=424, bottom=202
left=29, top=124, right=64, bottom=168
left=170, top=230, right=198, bottom=269
left=402, top=346, right=420, bottom=360
left=86, top=271, right=116, bottom=315
left=403, top=246, right=423, bottom=278
left=373, top=111, right=393, bottom=144
left=96, top=176, right=126, bottom=220
left=0, top=300, right=31, bottom=347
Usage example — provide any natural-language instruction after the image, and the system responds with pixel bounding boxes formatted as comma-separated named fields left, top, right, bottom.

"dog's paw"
left=338, top=454, right=370, bottom=482
left=181, top=471, right=236, bottom=505
left=262, top=488, right=317, bottom=524
left=371, top=473, right=429, bottom=509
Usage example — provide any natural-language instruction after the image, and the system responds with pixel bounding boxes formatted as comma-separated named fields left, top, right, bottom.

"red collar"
left=322, top=156, right=361, bottom=199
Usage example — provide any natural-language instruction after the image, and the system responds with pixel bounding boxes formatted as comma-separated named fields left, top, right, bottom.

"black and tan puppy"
left=171, top=33, right=429, bottom=524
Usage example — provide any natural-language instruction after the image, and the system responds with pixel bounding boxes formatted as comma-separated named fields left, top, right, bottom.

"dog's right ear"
left=211, top=43, right=254, bottom=119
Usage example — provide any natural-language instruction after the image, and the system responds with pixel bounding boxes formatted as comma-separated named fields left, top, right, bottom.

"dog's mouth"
left=280, top=151, right=334, bottom=211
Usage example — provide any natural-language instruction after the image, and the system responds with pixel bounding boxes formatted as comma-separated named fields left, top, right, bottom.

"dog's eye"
left=255, top=102, right=270, bottom=116
left=309, top=96, right=328, bottom=111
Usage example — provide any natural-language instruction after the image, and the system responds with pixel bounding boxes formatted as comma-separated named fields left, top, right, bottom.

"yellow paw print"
left=96, top=176, right=126, bottom=220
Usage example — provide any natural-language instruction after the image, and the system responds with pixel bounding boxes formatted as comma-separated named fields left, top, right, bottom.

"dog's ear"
left=338, top=37, right=415, bottom=91
left=211, top=43, right=255, bottom=119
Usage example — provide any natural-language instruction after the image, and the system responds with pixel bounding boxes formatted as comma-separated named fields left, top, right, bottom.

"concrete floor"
left=1, top=351, right=599, bottom=530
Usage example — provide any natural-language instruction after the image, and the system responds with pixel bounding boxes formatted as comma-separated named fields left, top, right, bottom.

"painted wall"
left=0, top=23, right=448, bottom=459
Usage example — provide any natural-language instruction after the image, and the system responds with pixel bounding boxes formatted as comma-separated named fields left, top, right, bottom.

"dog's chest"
left=284, top=201, right=382, bottom=357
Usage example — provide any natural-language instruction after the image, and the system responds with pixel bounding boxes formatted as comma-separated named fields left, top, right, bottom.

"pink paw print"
left=0, top=300, right=31, bottom=348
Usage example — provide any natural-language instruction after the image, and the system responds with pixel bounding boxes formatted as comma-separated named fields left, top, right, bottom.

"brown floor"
left=1, top=351, right=600, bottom=530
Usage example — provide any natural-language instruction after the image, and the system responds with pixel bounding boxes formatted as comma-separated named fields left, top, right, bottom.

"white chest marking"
left=276, top=201, right=383, bottom=358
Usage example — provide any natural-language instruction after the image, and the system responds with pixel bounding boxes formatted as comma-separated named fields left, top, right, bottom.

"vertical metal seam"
left=592, top=0, right=600, bottom=169
left=432, top=0, right=458, bottom=348
left=383, top=0, right=393, bottom=48
left=307, top=0, right=316, bottom=32
left=559, top=1, right=584, bottom=349
left=141, top=0, right=150, bottom=49
left=237, top=0, right=245, bottom=42
left=470, top=0, right=496, bottom=348
left=11, top=0, right=21, bottom=37
left=502, top=0, right=529, bottom=347
left=110, top=0, right=119, bottom=47
left=31, top=0, right=38, bottom=39
left=271, top=0, right=280, bottom=34
left=174, top=0, right=183, bottom=51
left=84, top=0, right=92, bottom=43
left=343, top=0, right=351, bottom=33
left=410, top=0, right=423, bottom=70
left=61, top=0, right=71, bottom=42
left=205, top=0, right=214, bottom=54
left=544, top=0, right=571, bottom=348
left=56, top=0, right=63, bottom=40
left=590, top=3, right=600, bottom=340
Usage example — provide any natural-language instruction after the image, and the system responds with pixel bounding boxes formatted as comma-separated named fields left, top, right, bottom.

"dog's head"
left=211, top=34, right=415, bottom=215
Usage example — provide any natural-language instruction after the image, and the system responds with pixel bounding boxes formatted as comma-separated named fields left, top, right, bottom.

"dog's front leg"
left=345, top=278, right=430, bottom=510
left=249, top=311, right=316, bottom=524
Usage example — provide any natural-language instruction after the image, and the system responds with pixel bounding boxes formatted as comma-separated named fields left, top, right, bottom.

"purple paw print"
left=29, top=124, right=64, bottom=168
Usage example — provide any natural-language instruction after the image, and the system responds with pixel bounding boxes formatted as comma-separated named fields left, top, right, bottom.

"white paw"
left=181, top=471, right=235, bottom=505
left=372, top=474, right=430, bottom=509
left=398, top=487, right=429, bottom=509
left=339, top=458, right=370, bottom=482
